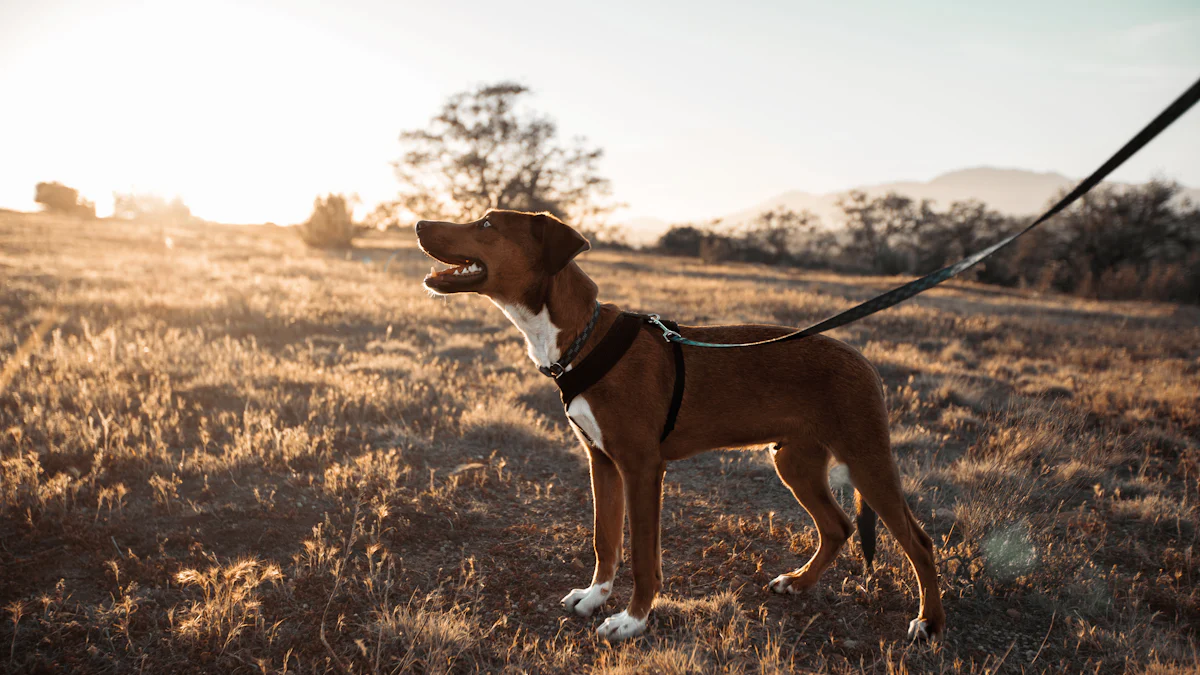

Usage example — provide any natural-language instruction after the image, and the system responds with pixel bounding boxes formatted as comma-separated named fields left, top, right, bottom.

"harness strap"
left=554, top=312, right=686, bottom=443
left=556, top=312, right=644, bottom=408
left=661, top=335, right=685, bottom=442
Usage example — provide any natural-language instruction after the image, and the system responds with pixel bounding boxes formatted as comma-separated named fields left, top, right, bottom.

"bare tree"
left=389, top=82, right=614, bottom=227
left=916, top=200, right=1017, bottom=278
left=740, top=208, right=823, bottom=264
left=838, top=191, right=936, bottom=274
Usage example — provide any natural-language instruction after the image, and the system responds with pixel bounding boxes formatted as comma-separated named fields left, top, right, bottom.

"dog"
left=415, top=209, right=944, bottom=642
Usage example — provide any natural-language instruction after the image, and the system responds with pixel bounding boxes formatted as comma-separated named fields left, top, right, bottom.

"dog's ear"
left=533, top=213, right=590, bottom=275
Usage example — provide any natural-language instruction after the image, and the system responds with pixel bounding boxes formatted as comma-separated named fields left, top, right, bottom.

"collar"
left=538, top=301, right=602, bottom=378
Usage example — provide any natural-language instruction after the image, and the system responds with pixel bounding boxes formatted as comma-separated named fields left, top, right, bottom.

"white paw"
left=596, top=610, right=647, bottom=642
left=907, top=618, right=929, bottom=641
left=769, top=573, right=800, bottom=594
left=560, top=582, right=612, bottom=617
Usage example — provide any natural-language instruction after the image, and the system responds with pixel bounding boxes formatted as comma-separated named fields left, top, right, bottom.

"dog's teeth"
left=430, top=266, right=436, bottom=276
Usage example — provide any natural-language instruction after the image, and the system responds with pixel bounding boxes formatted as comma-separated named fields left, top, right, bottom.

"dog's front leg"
left=596, top=458, right=665, bottom=642
left=562, top=447, right=624, bottom=617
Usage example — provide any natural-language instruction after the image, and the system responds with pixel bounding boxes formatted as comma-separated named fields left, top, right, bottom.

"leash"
left=648, top=75, right=1200, bottom=348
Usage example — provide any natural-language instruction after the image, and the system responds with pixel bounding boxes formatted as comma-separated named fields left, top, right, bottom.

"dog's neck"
left=492, top=262, right=599, bottom=371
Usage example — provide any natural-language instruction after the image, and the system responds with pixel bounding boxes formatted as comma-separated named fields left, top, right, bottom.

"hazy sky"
left=1, top=0, right=1198, bottom=225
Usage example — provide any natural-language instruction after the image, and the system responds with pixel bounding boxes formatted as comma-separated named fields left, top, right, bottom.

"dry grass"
left=2, top=211, right=1199, bottom=673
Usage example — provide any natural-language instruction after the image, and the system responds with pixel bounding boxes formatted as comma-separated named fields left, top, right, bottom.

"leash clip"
left=646, top=314, right=682, bottom=342
left=538, top=363, right=565, bottom=378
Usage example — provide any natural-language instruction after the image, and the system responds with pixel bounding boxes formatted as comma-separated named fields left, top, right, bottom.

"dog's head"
left=415, top=210, right=590, bottom=303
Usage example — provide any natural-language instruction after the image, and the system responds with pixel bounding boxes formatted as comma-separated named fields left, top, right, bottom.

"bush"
left=34, top=182, right=95, bottom=218
left=657, top=210, right=835, bottom=268
left=112, top=193, right=193, bottom=224
left=656, top=225, right=707, bottom=258
left=298, top=194, right=357, bottom=249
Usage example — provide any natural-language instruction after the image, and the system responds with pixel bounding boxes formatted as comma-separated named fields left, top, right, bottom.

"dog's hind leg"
left=767, top=440, right=854, bottom=595
left=561, top=447, right=624, bottom=618
left=844, top=451, right=946, bottom=640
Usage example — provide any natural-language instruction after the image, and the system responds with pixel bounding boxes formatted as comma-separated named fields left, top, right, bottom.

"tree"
left=837, top=191, right=936, bottom=274
left=739, top=208, right=823, bottom=264
left=1047, top=180, right=1200, bottom=299
left=914, top=200, right=1021, bottom=282
left=390, top=82, right=614, bottom=227
left=34, top=182, right=95, bottom=218
left=297, top=194, right=358, bottom=249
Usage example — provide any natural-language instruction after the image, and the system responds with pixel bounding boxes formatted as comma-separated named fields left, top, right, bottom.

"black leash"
left=649, top=75, right=1200, bottom=348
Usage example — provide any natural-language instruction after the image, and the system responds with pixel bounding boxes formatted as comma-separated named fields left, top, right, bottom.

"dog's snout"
left=415, top=220, right=431, bottom=233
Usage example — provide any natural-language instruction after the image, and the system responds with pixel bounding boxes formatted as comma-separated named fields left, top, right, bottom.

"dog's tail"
left=854, top=489, right=877, bottom=573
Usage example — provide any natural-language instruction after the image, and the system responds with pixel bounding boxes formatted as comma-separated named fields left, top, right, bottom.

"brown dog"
left=415, top=209, right=944, bottom=642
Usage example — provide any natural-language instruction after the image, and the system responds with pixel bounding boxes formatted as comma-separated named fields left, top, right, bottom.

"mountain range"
left=622, top=167, right=1199, bottom=245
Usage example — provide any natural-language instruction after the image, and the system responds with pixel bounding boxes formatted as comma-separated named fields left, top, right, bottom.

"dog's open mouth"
left=422, top=254, right=488, bottom=291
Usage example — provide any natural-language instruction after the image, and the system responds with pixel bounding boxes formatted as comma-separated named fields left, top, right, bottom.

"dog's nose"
left=414, top=220, right=430, bottom=233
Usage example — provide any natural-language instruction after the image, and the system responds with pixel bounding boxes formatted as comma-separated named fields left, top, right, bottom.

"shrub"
left=656, top=225, right=707, bottom=258
left=111, top=193, right=193, bottom=224
left=657, top=211, right=834, bottom=267
left=34, top=182, right=95, bottom=218
left=699, top=234, right=734, bottom=264
left=298, top=194, right=357, bottom=249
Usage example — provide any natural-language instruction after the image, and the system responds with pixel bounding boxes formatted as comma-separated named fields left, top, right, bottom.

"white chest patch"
left=566, top=396, right=604, bottom=450
left=495, top=301, right=602, bottom=449
left=495, top=302, right=561, bottom=369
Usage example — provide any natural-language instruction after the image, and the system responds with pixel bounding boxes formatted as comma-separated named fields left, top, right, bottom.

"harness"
left=540, top=305, right=686, bottom=443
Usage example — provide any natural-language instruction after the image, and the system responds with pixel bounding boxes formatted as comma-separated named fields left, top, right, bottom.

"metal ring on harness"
left=646, top=314, right=682, bottom=342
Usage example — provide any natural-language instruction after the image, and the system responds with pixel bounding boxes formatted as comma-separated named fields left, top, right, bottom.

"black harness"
left=540, top=308, right=685, bottom=443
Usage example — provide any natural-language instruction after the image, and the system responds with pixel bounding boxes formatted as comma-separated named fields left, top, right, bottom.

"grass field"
left=2, top=211, right=1198, bottom=674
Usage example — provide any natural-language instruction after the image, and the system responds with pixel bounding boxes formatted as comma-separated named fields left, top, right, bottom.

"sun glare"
left=1, top=1, right=414, bottom=224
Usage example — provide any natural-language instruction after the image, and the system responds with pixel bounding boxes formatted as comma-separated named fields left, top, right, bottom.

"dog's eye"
left=479, top=220, right=492, bottom=229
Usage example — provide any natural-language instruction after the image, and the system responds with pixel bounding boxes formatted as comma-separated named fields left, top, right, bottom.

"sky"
left=1, top=0, right=1198, bottom=226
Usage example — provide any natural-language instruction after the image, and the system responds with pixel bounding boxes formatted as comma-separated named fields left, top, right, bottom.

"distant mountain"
left=622, top=168, right=1200, bottom=242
